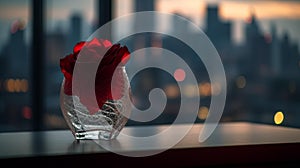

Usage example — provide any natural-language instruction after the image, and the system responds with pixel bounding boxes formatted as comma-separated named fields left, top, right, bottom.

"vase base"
left=74, top=130, right=119, bottom=140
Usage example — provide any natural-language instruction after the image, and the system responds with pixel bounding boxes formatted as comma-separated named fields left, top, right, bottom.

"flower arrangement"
left=59, top=38, right=131, bottom=140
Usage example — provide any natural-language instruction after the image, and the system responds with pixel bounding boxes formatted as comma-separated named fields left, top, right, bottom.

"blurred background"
left=0, top=0, right=300, bottom=132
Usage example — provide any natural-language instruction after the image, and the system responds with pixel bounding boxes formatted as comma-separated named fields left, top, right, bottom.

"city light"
left=236, top=76, right=246, bottom=89
left=274, top=111, right=284, bottom=125
left=164, top=84, right=179, bottom=98
left=4, top=78, right=28, bottom=93
left=22, top=106, right=32, bottom=119
left=198, top=106, right=209, bottom=120
left=14, top=79, right=21, bottom=92
left=199, top=82, right=211, bottom=97
left=183, top=84, right=198, bottom=97
left=174, top=68, right=186, bottom=82
left=5, top=79, right=15, bottom=92
left=165, top=82, right=220, bottom=98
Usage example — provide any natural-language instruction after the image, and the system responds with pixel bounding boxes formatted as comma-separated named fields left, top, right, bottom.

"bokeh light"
left=198, top=106, right=209, bottom=120
left=174, top=68, right=186, bottom=82
left=164, top=84, right=179, bottom=98
left=22, top=106, right=32, bottom=119
left=274, top=111, right=284, bottom=125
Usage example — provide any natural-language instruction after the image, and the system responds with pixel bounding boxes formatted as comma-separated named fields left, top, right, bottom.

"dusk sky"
left=0, top=0, right=300, bottom=48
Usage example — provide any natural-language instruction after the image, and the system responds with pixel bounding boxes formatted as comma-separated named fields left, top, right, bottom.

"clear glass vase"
left=60, top=66, right=131, bottom=140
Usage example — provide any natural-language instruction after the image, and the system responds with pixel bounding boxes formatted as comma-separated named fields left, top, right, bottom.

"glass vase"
left=60, top=66, right=131, bottom=140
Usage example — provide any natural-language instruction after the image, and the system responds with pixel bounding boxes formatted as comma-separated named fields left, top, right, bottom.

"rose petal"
left=73, top=42, right=86, bottom=54
left=121, top=47, right=130, bottom=65
left=100, top=44, right=121, bottom=66
left=60, top=37, right=131, bottom=115
left=101, top=39, right=112, bottom=48
left=60, top=54, right=76, bottom=79
left=87, top=38, right=102, bottom=48
left=95, top=65, right=124, bottom=108
left=113, top=46, right=130, bottom=67
left=63, top=78, right=73, bottom=95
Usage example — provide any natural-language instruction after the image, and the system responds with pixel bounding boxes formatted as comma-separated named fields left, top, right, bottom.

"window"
left=0, top=0, right=32, bottom=131
left=0, top=0, right=300, bottom=132
left=44, top=0, right=96, bottom=129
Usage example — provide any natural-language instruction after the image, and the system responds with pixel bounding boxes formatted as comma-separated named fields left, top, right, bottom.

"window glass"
left=1, top=0, right=299, bottom=132
left=156, top=0, right=300, bottom=127
left=44, top=0, right=96, bottom=129
left=0, top=0, right=32, bottom=131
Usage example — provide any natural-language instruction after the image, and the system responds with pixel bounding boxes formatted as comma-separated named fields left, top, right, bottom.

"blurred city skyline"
left=0, top=0, right=300, bottom=131
left=0, top=0, right=300, bottom=49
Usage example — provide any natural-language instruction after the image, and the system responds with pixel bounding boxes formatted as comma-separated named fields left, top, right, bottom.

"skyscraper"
left=68, top=13, right=82, bottom=51
left=271, top=24, right=281, bottom=75
left=205, top=5, right=231, bottom=50
left=0, top=20, right=30, bottom=130
left=133, top=0, right=155, bottom=50
left=244, top=12, right=271, bottom=77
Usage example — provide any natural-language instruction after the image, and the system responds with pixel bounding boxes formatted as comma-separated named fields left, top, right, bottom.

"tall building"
left=245, top=14, right=260, bottom=45
left=172, top=12, right=192, bottom=35
left=0, top=20, right=31, bottom=130
left=44, top=14, right=77, bottom=125
left=131, top=0, right=157, bottom=102
left=244, top=12, right=271, bottom=77
left=204, top=5, right=236, bottom=81
left=280, top=32, right=299, bottom=77
left=205, top=5, right=231, bottom=50
left=68, top=13, right=82, bottom=51
left=46, top=28, right=67, bottom=65
left=135, top=0, right=154, bottom=12
left=271, top=24, right=281, bottom=75
left=133, top=0, right=155, bottom=50
left=1, top=20, right=29, bottom=78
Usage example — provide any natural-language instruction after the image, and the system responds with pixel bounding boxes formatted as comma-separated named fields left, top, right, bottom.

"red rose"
left=60, top=38, right=130, bottom=114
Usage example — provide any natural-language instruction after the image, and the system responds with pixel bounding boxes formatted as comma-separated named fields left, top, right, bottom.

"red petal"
left=87, top=38, right=101, bottom=48
left=73, top=42, right=85, bottom=54
left=119, top=46, right=130, bottom=66
left=95, top=66, right=124, bottom=108
left=101, top=39, right=112, bottom=48
left=63, top=79, right=72, bottom=95
left=60, top=37, right=131, bottom=115
left=121, top=52, right=130, bottom=65
left=100, top=44, right=121, bottom=66
left=60, top=54, right=76, bottom=79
